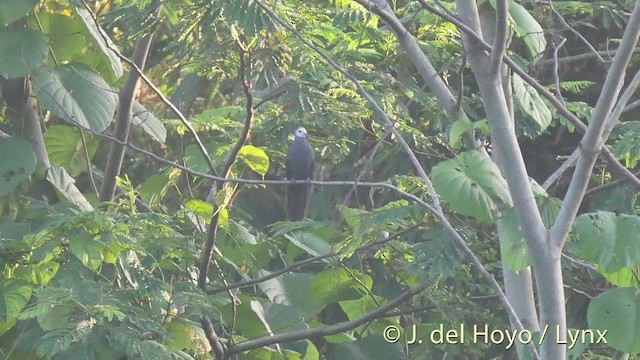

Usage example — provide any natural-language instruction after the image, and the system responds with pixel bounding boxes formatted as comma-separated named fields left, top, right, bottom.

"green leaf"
left=14, top=262, right=59, bottom=286
left=238, top=145, right=270, bottom=176
left=139, top=168, right=182, bottom=208
left=69, top=231, right=104, bottom=271
left=46, top=166, right=94, bottom=211
left=449, top=119, right=475, bottom=149
left=611, top=121, right=640, bottom=168
left=284, top=232, right=336, bottom=264
left=431, top=150, right=512, bottom=222
left=587, top=288, right=637, bottom=354
left=310, top=268, right=371, bottom=304
left=35, top=13, right=86, bottom=63
left=37, top=304, right=73, bottom=331
left=0, top=0, right=38, bottom=25
left=132, top=101, right=166, bottom=143
left=184, top=199, right=214, bottom=224
left=573, top=211, right=640, bottom=273
left=184, top=142, right=225, bottom=173
left=513, top=73, right=552, bottom=137
left=303, top=340, right=320, bottom=360
left=0, top=29, right=48, bottom=77
left=509, top=1, right=546, bottom=60
left=250, top=301, right=308, bottom=335
left=597, top=265, right=638, bottom=288
left=0, top=138, right=37, bottom=197
left=33, top=64, right=118, bottom=133
left=281, top=273, right=325, bottom=319
left=44, top=125, right=99, bottom=177
left=0, top=280, right=33, bottom=322
left=73, top=5, right=123, bottom=79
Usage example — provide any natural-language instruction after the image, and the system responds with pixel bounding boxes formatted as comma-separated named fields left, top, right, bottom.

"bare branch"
left=536, top=47, right=640, bottom=67
left=489, top=0, right=509, bottom=74
left=542, top=150, right=579, bottom=191
left=549, top=0, right=605, bottom=63
left=226, top=285, right=427, bottom=354
left=202, top=316, right=225, bottom=360
left=354, top=0, right=481, bottom=150
left=550, top=1, right=640, bottom=247
left=198, top=46, right=255, bottom=289
left=100, top=34, right=155, bottom=201
left=417, top=0, right=640, bottom=191
left=604, top=67, right=640, bottom=139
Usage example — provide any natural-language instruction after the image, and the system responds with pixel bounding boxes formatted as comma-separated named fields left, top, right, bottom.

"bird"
left=285, top=127, right=315, bottom=221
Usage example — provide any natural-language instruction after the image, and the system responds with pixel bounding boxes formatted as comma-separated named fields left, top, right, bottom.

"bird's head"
left=294, top=127, right=308, bottom=138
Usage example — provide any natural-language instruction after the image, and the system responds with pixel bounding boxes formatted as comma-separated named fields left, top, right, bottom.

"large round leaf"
left=0, top=280, right=33, bottom=322
left=431, top=150, right=512, bottom=222
left=0, top=0, right=39, bottom=26
left=35, top=13, right=86, bottom=63
left=238, top=145, right=270, bottom=176
left=73, top=6, right=123, bottom=79
left=573, top=211, right=640, bottom=273
left=509, top=1, right=546, bottom=60
left=33, top=63, right=117, bottom=132
left=0, top=138, right=37, bottom=197
left=0, top=29, right=48, bottom=77
left=587, top=288, right=639, bottom=354
left=46, top=166, right=93, bottom=211
left=43, top=125, right=99, bottom=176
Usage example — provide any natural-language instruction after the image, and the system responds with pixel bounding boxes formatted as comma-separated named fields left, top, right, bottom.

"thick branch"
left=198, top=49, right=255, bottom=290
left=99, top=34, right=155, bottom=201
left=489, top=0, right=509, bottom=74
left=354, top=0, right=481, bottom=149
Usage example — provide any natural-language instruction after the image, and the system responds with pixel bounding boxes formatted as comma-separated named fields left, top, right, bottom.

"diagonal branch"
left=198, top=46, right=255, bottom=289
left=226, top=284, right=427, bottom=354
left=417, top=0, right=640, bottom=192
left=550, top=0, right=640, bottom=247
left=99, top=34, right=155, bottom=202
left=80, top=1, right=218, bottom=176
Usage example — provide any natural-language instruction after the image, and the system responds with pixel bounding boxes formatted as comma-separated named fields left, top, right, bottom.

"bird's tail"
left=287, top=184, right=309, bottom=221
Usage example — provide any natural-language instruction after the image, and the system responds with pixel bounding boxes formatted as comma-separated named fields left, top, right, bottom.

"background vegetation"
left=1, top=0, right=640, bottom=359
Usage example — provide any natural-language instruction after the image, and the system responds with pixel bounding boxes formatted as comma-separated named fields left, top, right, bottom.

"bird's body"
left=285, top=127, right=314, bottom=221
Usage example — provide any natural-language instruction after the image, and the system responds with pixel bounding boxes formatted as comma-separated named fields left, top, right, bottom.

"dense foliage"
left=2, top=0, right=640, bottom=359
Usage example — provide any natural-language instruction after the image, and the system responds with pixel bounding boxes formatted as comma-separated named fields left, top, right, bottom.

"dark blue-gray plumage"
left=286, top=127, right=314, bottom=221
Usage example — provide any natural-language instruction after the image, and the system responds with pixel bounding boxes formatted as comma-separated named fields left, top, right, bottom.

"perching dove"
left=285, top=127, right=314, bottom=221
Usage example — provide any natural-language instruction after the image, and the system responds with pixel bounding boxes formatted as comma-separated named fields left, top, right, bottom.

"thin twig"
left=549, top=0, right=605, bottom=63
left=542, top=150, right=579, bottom=191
